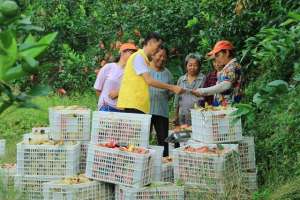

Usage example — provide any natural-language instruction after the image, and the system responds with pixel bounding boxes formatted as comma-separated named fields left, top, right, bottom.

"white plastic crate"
left=80, top=141, right=89, bottom=173
left=16, top=142, right=80, bottom=176
left=115, top=183, right=184, bottom=200
left=238, top=136, right=256, bottom=171
left=85, top=144, right=153, bottom=188
left=91, top=111, right=151, bottom=147
left=0, top=139, right=5, bottom=156
left=14, top=175, right=58, bottom=200
left=161, top=161, right=174, bottom=182
left=173, top=143, right=242, bottom=193
left=0, top=163, right=16, bottom=189
left=43, top=178, right=114, bottom=200
left=191, top=108, right=242, bottom=143
left=49, top=106, right=91, bottom=141
left=149, top=145, right=163, bottom=182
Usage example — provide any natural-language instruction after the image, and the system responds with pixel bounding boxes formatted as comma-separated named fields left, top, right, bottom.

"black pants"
left=124, top=108, right=145, bottom=114
left=150, top=115, right=169, bottom=157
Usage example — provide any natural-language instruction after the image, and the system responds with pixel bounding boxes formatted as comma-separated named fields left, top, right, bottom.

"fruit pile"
left=58, top=174, right=90, bottom=185
left=97, top=141, right=149, bottom=154
left=173, top=124, right=192, bottom=133
left=183, top=145, right=229, bottom=154
left=162, top=156, right=173, bottom=163
left=194, top=102, right=230, bottom=111
left=0, top=163, right=16, bottom=169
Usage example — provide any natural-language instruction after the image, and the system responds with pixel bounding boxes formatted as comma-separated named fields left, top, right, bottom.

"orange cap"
left=207, top=40, right=234, bottom=57
left=119, top=43, right=138, bottom=52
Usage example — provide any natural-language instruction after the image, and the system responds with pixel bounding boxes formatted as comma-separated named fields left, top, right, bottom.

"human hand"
left=191, top=89, right=203, bottom=97
left=172, top=85, right=185, bottom=94
left=108, top=90, right=119, bottom=99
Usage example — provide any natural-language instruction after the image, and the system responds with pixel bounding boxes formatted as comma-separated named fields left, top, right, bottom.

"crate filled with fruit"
left=115, top=182, right=184, bottom=200
left=43, top=174, right=114, bottom=200
left=49, top=106, right=91, bottom=141
left=91, top=111, right=151, bottom=147
left=16, top=138, right=80, bottom=176
left=14, top=175, right=58, bottom=200
left=85, top=141, right=153, bottom=188
left=0, top=163, right=16, bottom=188
left=191, top=105, right=242, bottom=143
left=173, top=143, right=242, bottom=194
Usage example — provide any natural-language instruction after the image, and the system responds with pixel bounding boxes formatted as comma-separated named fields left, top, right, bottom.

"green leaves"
left=19, top=32, right=57, bottom=59
left=185, top=17, right=198, bottom=28
left=0, top=30, right=17, bottom=76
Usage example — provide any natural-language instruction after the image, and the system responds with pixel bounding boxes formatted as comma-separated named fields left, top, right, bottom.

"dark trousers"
left=124, top=108, right=145, bottom=114
left=150, top=115, right=169, bottom=157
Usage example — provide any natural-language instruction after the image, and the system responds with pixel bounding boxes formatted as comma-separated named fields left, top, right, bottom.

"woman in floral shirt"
left=193, top=40, right=242, bottom=105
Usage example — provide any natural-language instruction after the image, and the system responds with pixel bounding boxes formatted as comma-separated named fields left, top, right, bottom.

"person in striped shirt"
left=149, top=46, right=173, bottom=156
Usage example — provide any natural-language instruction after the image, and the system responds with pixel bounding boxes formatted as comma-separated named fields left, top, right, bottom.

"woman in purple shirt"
left=94, top=43, right=137, bottom=111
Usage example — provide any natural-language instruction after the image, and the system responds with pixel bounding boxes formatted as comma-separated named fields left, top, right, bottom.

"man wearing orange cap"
left=94, top=43, right=138, bottom=111
left=192, top=40, right=242, bottom=105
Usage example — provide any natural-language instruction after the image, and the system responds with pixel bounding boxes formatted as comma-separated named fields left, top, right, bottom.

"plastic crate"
left=173, top=143, right=242, bottom=193
left=0, top=139, right=5, bottom=156
left=149, top=145, right=163, bottom=182
left=191, top=109, right=242, bottom=143
left=85, top=144, right=153, bottom=188
left=43, top=178, right=114, bottom=200
left=184, top=185, right=222, bottom=200
left=16, top=142, right=80, bottom=176
left=161, top=161, right=174, bottom=182
left=14, top=175, right=58, bottom=200
left=242, top=171, right=257, bottom=194
left=91, top=111, right=151, bottom=147
left=115, top=183, right=184, bottom=200
left=238, top=136, right=256, bottom=171
left=80, top=141, right=89, bottom=173
left=49, top=106, right=91, bottom=141
left=0, top=163, right=16, bottom=189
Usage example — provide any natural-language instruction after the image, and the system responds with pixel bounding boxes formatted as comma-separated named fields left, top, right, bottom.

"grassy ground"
left=0, top=92, right=97, bottom=164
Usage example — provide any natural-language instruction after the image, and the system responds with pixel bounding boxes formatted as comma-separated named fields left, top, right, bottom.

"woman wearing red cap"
left=94, top=43, right=138, bottom=111
left=192, top=40, right=242, bottom=105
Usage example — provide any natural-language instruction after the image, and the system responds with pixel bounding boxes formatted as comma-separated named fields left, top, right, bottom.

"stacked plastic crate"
left=86, top=111, right=184, bottom=200
left=172, top=107, right=256, bottom=199
left=42, top=106, right=115, bottom=200
left=15, top=130, right=80, bottom=199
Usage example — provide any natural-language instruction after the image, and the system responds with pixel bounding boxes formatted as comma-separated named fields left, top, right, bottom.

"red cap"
left=207, top=40, right=234, bottom=57
left=119, top=43, right=137, bottom=52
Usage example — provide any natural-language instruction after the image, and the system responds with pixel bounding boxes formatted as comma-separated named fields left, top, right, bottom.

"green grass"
left=0, top=92, right=97, bottom=164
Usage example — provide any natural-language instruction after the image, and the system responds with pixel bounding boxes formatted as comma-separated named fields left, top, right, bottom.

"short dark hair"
left=142, top=32, right=163, bottom=46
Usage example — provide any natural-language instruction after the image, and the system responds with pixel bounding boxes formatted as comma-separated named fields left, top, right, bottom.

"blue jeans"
left=99, top=105, right=122, bottom=112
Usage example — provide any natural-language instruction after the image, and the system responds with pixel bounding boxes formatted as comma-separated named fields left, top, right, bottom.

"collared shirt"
left=94, top=63, right=123, bottom=109
left=174, top=73, right=206, bottom=125
left=149, top=67, right=174, bottom=118
left=215, top=58, right=242, bottom=105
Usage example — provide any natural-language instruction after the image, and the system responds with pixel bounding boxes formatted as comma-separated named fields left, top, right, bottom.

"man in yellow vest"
left=117, top=32, right=184, bottom=114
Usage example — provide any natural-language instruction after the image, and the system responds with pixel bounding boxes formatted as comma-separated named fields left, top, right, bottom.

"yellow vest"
left=117, top=49, right=150, bottom=113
